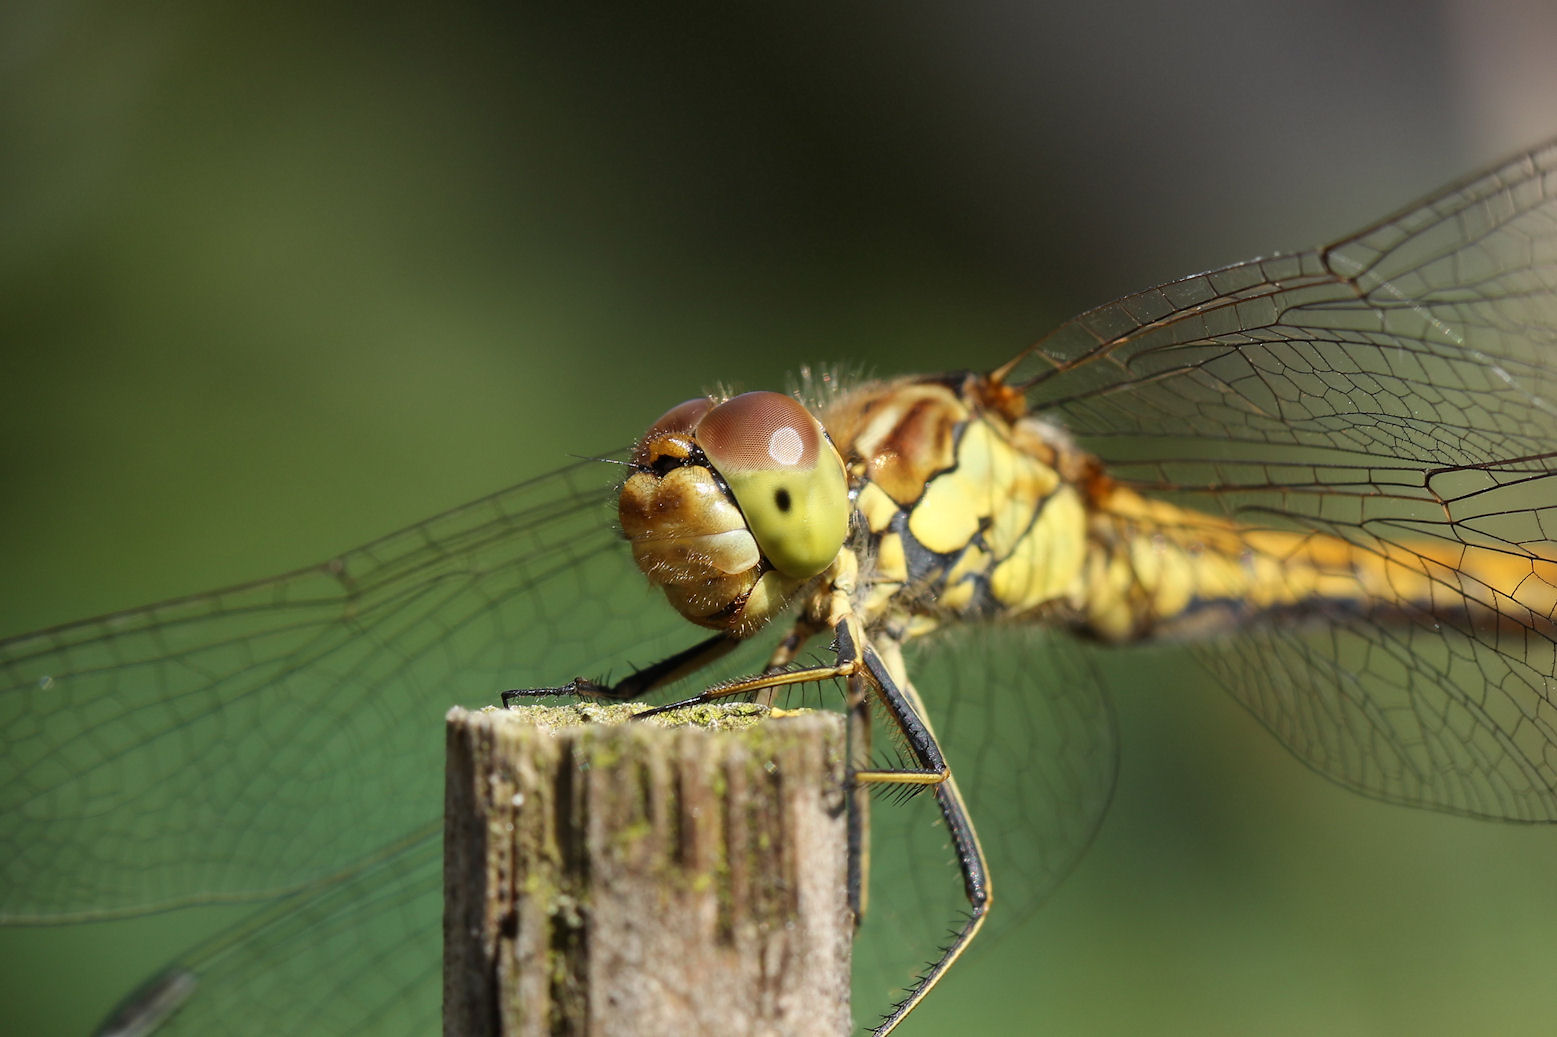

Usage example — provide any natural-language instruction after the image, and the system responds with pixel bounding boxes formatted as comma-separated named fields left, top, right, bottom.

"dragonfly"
left=3, top=138, right=1555, bottom=1035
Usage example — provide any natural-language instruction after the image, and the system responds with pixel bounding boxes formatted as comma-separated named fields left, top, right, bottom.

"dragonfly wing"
left=111, top=827, right=442, bottom=1037
left=1192, top=612, right=1555, bottom=819
left=999, top=138, right=1557, bottom=820
left=0, top=457, right=683, bottom=922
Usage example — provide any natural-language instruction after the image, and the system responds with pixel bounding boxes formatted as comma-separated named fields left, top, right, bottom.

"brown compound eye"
left=630, top=397, right=715, bottom=468
left=695, top=392, right=823, bottom=472
left=693, top=392, right=849, bottom=579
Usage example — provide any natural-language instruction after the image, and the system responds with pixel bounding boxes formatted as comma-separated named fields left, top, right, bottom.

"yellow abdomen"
left=1077, top=486, right=1557, bottom=642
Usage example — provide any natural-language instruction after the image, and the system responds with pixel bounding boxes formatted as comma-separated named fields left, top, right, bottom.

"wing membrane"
left=0, top=458, right=667, bottom=921
left=107, top=827, right=443, bottom=1037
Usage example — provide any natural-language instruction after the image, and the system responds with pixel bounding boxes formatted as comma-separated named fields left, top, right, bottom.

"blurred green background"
left=4, top=1, right=1557, bottom=1034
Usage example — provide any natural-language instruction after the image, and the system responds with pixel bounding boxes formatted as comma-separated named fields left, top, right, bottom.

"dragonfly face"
left=620, top=390, right=851, bottom=634
left=3, top=140, right=1556, bottom=1035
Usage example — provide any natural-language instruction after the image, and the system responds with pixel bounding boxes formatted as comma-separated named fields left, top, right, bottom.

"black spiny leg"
left=500, top=633, right=740, bottom=705
left=842, top=623, right=990, bottom=1037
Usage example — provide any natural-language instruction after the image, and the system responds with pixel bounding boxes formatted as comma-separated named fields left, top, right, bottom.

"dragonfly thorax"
left=819, top=375, right=1098, bottom=635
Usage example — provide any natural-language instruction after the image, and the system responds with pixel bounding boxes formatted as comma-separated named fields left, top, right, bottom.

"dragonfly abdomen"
left=1076, top=486, right=1557, bottom=643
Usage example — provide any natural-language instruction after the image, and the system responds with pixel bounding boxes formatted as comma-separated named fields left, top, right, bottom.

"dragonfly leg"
left=627, top=654, right=855, bottom=719
left=870, top=775, right=989, bottom=1036
left=499, top=633, right=741, bottom=705
left=848, top=626, right=991, bottom=1037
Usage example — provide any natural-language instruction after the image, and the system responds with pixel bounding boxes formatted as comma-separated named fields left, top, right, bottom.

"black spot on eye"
left=774, top=487, right=792, bottom=512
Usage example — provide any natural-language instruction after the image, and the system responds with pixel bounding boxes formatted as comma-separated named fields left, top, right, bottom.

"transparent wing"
left=0, top=457, right=676, bottom=922
left=1000, top=138, right=1557, bottom=819
left=126, top=828, right=442, bottom=1037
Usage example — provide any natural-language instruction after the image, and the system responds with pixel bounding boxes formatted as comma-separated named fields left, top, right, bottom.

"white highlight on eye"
left=768, top=425, right=804, bottom=466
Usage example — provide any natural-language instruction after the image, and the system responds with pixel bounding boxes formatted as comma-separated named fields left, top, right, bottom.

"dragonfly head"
left=619, top=391, right=850, bottom=636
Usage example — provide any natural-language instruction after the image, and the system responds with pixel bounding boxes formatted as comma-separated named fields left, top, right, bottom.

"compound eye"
left=631, top=397, right=715, bottom=467
left=695, top=391, right=849, bottom=578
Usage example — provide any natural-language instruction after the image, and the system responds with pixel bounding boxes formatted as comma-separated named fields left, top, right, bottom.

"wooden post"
left=444, top=702, right=852, bottom=1037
